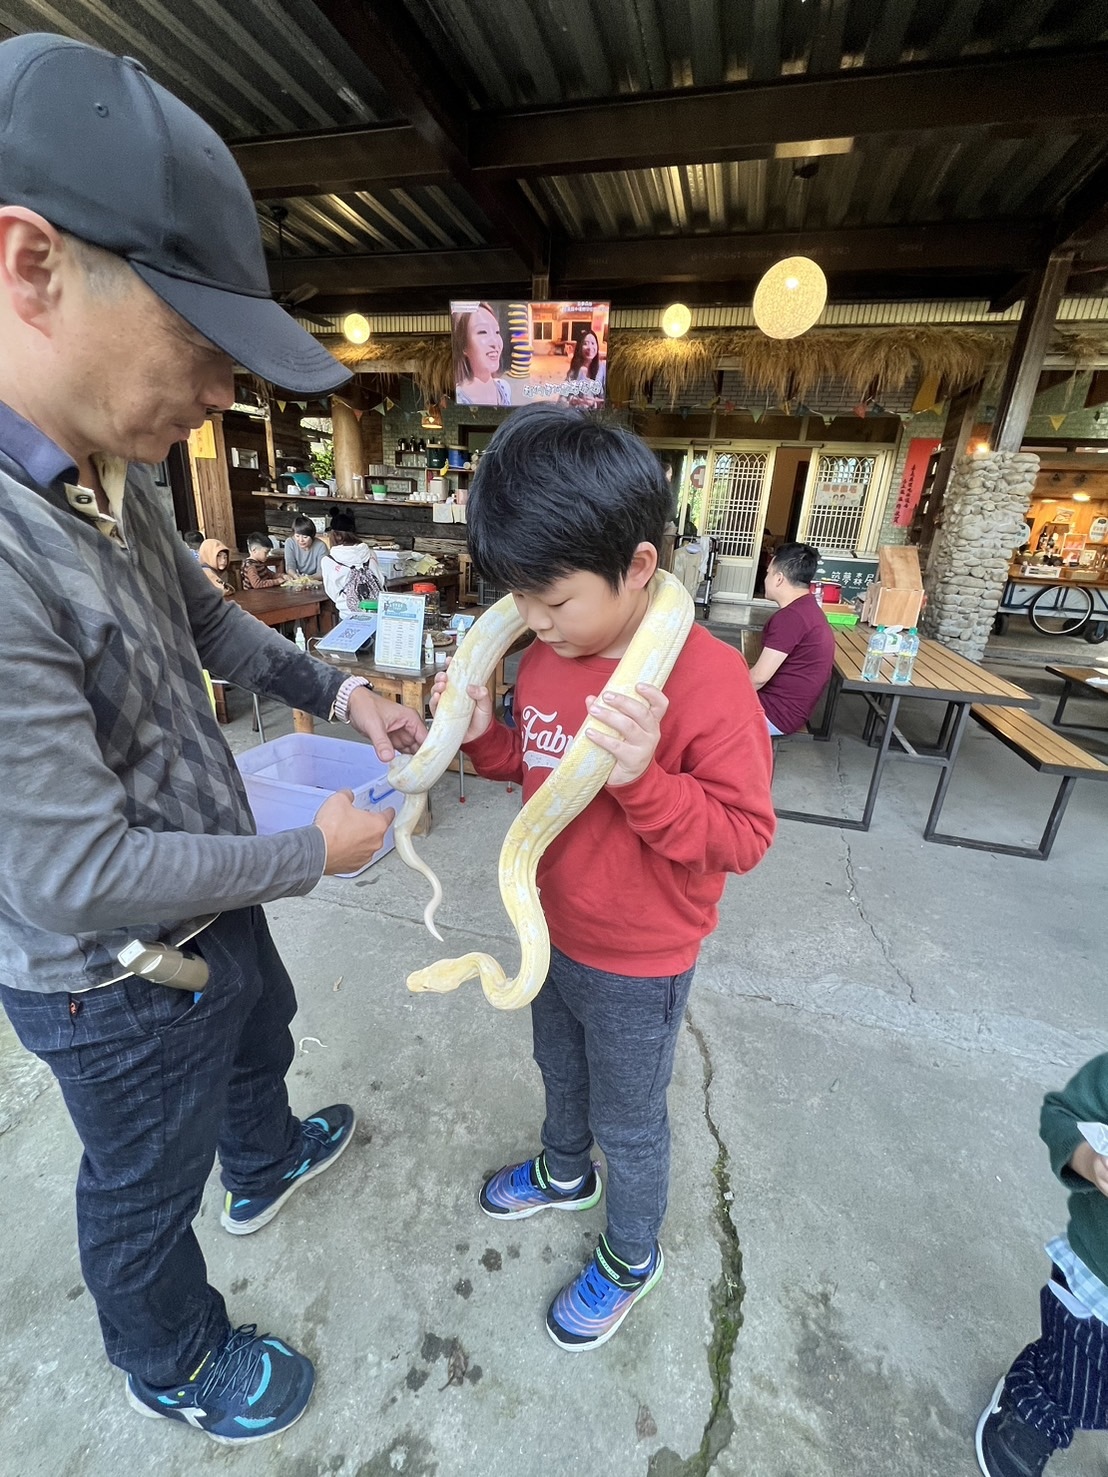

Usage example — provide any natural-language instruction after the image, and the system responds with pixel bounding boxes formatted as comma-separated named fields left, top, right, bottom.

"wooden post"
left=331, top=395, right=364, bottom=497
left=992, top=250, right=1073, bottom=453
left=187, top=413, right=236, bottom=548
left=916, top=385, right=981, bottom=567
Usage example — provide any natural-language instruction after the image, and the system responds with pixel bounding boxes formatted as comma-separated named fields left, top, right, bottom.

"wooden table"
left=777, top=627, right=1037, bottom=834
left=232, top=586, right=332, bottom=634
left=1046, top=665, right=1108, bottom=731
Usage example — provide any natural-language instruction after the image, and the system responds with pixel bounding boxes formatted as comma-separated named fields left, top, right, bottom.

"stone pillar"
left=331, top=396, right=364, bottom=498
left=921, top=450, right=1039, bottom=660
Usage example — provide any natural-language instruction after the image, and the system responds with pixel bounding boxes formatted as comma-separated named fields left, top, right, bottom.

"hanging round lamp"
left=752, top=256, right=827, bottom=340
left=661, top=302, right=692, bottom=338
left=342, top=312, right=371, bottom=345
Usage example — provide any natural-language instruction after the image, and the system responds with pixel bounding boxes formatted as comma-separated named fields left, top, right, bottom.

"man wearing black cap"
left=0, top=34, right=426, bottom=1444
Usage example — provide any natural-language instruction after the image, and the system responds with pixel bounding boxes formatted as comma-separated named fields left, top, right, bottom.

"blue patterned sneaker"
left=221, top=1104, right=355, bottom=1235
left=547, top=1234, right=664, bottom=1351
left=126, top=1324, right=314, bottom=1444
left=480, top=1151, right=602, bottom=1220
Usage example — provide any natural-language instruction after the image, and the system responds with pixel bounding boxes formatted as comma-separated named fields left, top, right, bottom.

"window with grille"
left=702, top=452, right=769, bottom=557
left=801, top=455, right=878, bottom=554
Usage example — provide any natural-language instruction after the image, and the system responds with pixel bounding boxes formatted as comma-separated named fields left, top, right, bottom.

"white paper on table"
left=1078, top=1122, right=1108, bottom=1155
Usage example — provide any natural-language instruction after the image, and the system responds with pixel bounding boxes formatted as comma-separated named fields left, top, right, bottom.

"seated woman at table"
left=321, top=529, right=382, bottom=613
left=241, top=531, right=284, bottom=590
left=284, top=515, right=326, bottom=579
left=198, top=537, right=234, bottom=599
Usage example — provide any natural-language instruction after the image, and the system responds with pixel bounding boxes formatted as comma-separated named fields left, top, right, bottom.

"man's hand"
left=1070, top=1141, right=1108, bottom=1197
left=586, top=683, right=668, bottom=788
left=430, top=668, right=494, bottom=745
left=313, top=790, right=395, bottom=875
left=345, top=686, right=427, bottom=763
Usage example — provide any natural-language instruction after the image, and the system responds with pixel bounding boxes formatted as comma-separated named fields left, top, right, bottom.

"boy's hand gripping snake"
left=387, top=569, right=695, bottom=1011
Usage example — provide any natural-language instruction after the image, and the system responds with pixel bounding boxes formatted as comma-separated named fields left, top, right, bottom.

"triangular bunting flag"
left=750, top=408, right=764, bottom=424
left=852, top=401, right=868, bottom=419
left=373, top=403, right=387, bottom=416
left=911, top=372, right=942, bottom=414
left=352, top=408, right=364, bottom=420
left=276, top=400, right=287, bottom=413
left=1049, top=414, right=1067, bottom=430
left=384, top=397, right=397, bottom=412
left=723, top=400, right=735, bottom=414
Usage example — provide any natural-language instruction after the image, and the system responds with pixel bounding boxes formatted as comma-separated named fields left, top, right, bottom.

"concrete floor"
left=3, top=675, right=1108, bottom=1477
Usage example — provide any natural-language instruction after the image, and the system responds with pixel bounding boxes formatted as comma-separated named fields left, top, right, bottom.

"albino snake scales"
left=387, top=568, right=694, bottom=1011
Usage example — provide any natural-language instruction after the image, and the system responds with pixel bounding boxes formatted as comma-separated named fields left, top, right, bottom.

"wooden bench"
left=923, top=703, right=1108, bottom=860
left=1047, top=665, right=1108, bottom=732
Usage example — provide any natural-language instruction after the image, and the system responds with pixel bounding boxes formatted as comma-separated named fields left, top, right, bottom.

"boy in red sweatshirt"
left=437, top=406, right=775, bottom=1351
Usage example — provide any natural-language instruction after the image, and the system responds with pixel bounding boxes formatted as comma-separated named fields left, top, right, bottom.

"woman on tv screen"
left=453, top=302, right=512, bottom=406
left=564, top=327, right=605, bottom=407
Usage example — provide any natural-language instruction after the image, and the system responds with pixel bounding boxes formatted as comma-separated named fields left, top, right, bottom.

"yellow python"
left=387, top=569, right=695, bottom=1010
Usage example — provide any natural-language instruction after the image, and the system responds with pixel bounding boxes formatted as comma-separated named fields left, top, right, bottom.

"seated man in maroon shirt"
left=748, top=542, right=836, bottom=735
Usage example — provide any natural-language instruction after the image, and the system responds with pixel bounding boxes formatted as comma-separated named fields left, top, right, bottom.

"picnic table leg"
left=859, top=694, right=901, bottom=831
left=1052, top=681, right=1073, bottom=727
left=922, top=703, right=971, bottom=840
left=1037, top=776, right=1077, bottom=860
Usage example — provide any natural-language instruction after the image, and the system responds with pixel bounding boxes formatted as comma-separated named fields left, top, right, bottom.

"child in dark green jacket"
left=977, top=1053, right=1108, bottom=1476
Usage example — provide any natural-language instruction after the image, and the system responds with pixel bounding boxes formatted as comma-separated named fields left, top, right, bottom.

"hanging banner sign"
left=893, top=438, right=941, bottom=527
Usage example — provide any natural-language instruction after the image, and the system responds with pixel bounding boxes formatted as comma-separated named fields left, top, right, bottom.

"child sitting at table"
left=284, top=515, right=326, bottom=579
left=241, top=531, right=284, bottom=589
left=431, top=405, right=775, bottom=1352
left=197, top=538, right=234, bottom=598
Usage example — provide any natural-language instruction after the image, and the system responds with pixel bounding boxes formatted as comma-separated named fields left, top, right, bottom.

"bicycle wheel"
left=1083, top=620, right=1108, bottom=645
left=1029, top=582, right=1093, bottom=636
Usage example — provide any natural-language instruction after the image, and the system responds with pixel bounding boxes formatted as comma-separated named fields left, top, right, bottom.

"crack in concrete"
left=830, top=734, right=917, bottom=1006
left=646, top=1009, right=744, bottom=1477
left=841, top=841, right=917, bottom=1005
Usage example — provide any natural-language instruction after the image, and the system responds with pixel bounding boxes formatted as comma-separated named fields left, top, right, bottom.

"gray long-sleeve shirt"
left=0, top=415, right=345, bottom=992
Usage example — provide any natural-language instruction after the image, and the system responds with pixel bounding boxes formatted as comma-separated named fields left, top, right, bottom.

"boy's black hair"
left=291, top=514, right=317, bottom=538
left=183, top=529, right=204, bottom=549
left=465, top=406, right=673, bottom=593
left=246, top=530, right=272, bottom=552
left=770, top=541, right=820, bottom=588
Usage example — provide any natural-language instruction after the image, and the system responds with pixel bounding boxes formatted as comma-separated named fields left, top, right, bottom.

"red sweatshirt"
left=463, top=622, right=775, bottom=976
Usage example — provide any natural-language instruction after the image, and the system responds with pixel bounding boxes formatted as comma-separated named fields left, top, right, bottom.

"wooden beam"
left=283, top=221, right=1046, bottom=302
left=310, top=0, right=548, bottom=271
left=561, top=220, right=1048, bottom=285
left=1055, top=160, right=1108, bottom=253
left=228, top=46, right=1108, bottom=200
left=271, top=247, right=526, bottom=296
left=471, top=46, right=1108, bottom=179
left=992, top=251, right=1074, bottom=454
left=232, top=125, right=447, bottom=198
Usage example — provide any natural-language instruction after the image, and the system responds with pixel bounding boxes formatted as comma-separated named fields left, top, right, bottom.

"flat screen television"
left=449, top=300, right=610, bottom=410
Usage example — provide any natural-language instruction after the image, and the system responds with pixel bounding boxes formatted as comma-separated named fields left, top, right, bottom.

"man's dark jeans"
left=1, top=906, right=303, bottom=1386
left=531, top=946, right=695, bottom=1268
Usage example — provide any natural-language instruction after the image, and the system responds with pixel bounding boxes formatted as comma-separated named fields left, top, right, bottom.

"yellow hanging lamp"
left=752, top=255, right=827, bottom=340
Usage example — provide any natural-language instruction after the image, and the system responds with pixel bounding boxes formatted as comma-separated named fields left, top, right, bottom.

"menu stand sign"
left=374, top=592, right=426, bottom=673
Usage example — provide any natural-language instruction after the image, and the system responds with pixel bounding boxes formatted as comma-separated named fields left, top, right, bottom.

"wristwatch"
left=332, top=675, right=372, bottom=724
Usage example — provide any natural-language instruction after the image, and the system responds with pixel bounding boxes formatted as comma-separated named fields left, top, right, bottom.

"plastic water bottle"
left=892, top=628, right=920, bottom=685
left=294, top=625, right=307, bottom=653
left=861, top=626, right=886, bottom=681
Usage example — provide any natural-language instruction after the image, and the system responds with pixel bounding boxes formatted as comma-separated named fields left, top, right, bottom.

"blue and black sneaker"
left=547, top=1234, right=664, bottom=1351
left=221, top=1104, right=355, bottom=1236
left=126, top=1324, right=314, bottom=1444
left=480, top=1151, right=602, bottom=1220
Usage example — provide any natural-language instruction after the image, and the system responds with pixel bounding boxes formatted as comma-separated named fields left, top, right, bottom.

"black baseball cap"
left=0, top=33, right=350, bottom=395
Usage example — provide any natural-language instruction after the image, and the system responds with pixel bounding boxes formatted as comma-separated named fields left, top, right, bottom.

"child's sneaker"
left=976, top=1376, right=1054, bottom=1477
left=126, top=1323, right=314, bottom=1444
left=480, top=1151, right=602, bottom=1220
left=221, top=1104, right=355, bottom=1235
left=547, top=1233, right=664, bottom=1351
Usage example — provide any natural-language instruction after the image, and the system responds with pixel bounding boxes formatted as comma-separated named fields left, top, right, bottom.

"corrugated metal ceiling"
left=401, top=0, right=1108, bottom=107
left=260, top=185, right=490, bottom=258
left=535, top=131, right=1107, bottom=241
left=0, top=0, right=399, bottom=135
